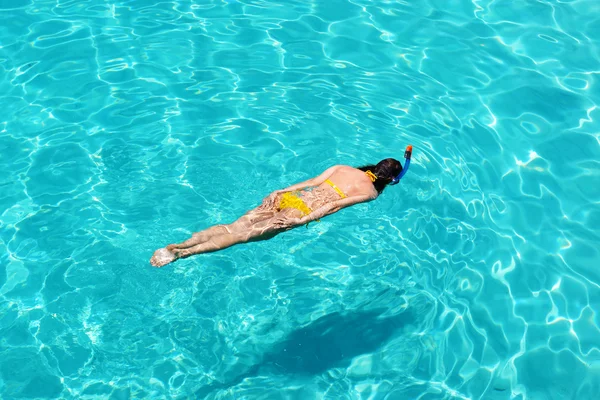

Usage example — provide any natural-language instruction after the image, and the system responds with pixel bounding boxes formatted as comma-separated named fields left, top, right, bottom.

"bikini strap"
left=325, top=179, right=347, bottom=199
left=365, top=170, right=377, bottom=182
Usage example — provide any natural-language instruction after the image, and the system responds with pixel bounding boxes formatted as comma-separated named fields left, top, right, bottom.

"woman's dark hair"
left=357, top=158, right=402, bottom=193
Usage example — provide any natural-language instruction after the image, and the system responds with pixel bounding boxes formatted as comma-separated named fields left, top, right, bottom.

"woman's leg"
left=172, top=232, right=256, bottom=258
left=172, top=210, right=297, bottom=259
left=151, top=208, right=282, bottom=267
left=166, top=225, right=230, bottom=251
left=166, top=207, right=279, bottom=251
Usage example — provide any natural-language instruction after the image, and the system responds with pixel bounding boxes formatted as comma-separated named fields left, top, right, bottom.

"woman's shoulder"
left=333, top=165, right=360, bottom=172
left=327, top=165, right=364, bottom=178
left=333, top=166, right=378, bottom=196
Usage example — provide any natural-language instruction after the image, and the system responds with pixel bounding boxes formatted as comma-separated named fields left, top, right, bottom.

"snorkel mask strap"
left=389, top=145, right=412, bottom=186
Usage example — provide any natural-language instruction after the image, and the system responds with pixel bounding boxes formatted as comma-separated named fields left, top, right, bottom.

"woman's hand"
left=288, top=217, right=304, bottom=227
left=261, top=190, right=285, bottom=208
left=273, top=216, right=303, bottom=230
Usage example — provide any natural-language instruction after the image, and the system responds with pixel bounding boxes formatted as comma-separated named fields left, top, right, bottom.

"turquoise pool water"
left=1, top=0, right=600, bottom=398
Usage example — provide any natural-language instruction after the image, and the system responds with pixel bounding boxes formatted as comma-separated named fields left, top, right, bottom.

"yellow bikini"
left=325, top=179, right=347, bottom=198
left=278, top=174, right=371, bottom=217
left=278, top=179, right=348, bottom=218
left=278, top=191, right=312, bottom=215
left=365, top=170, right=377, bottom=182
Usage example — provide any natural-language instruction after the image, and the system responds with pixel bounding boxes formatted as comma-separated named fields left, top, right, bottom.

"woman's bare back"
left=295, top=166, right=378, bottom=213
left=309, top=166, right=376, bottom=203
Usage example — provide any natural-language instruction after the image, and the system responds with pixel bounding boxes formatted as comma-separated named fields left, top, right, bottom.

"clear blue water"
left=1, top=0, right=599, bottom=398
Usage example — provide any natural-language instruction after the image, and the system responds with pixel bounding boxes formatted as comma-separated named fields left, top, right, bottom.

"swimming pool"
left=1, top=0, right=599, bottom=398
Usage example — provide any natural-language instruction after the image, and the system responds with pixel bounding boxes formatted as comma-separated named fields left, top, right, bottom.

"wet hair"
left=357, top=158, right=402, bottom=194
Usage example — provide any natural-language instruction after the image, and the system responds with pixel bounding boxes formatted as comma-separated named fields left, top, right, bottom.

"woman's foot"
left=150, top=248, right=177, bottom=267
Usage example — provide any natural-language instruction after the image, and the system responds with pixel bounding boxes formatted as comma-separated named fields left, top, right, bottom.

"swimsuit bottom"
left=278, top=191, right=312, bottom=216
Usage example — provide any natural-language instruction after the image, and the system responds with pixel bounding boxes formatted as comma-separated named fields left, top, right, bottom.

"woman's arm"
left=262, top=165, right=341, bottom=208
left=280, top=166, right=340, bottom=193
left=294, top=193, right=377, bottom=225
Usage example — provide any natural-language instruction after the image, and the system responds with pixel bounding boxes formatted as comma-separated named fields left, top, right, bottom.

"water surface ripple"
left=1, top=0, right=599, bottom=399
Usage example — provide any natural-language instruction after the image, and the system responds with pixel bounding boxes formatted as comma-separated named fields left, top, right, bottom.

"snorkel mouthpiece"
left=389, top=145, right=412, bottom=186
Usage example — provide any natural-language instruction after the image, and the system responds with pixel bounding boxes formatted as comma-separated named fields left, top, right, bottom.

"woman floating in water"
left=150, top=146, right=412, bottom=267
